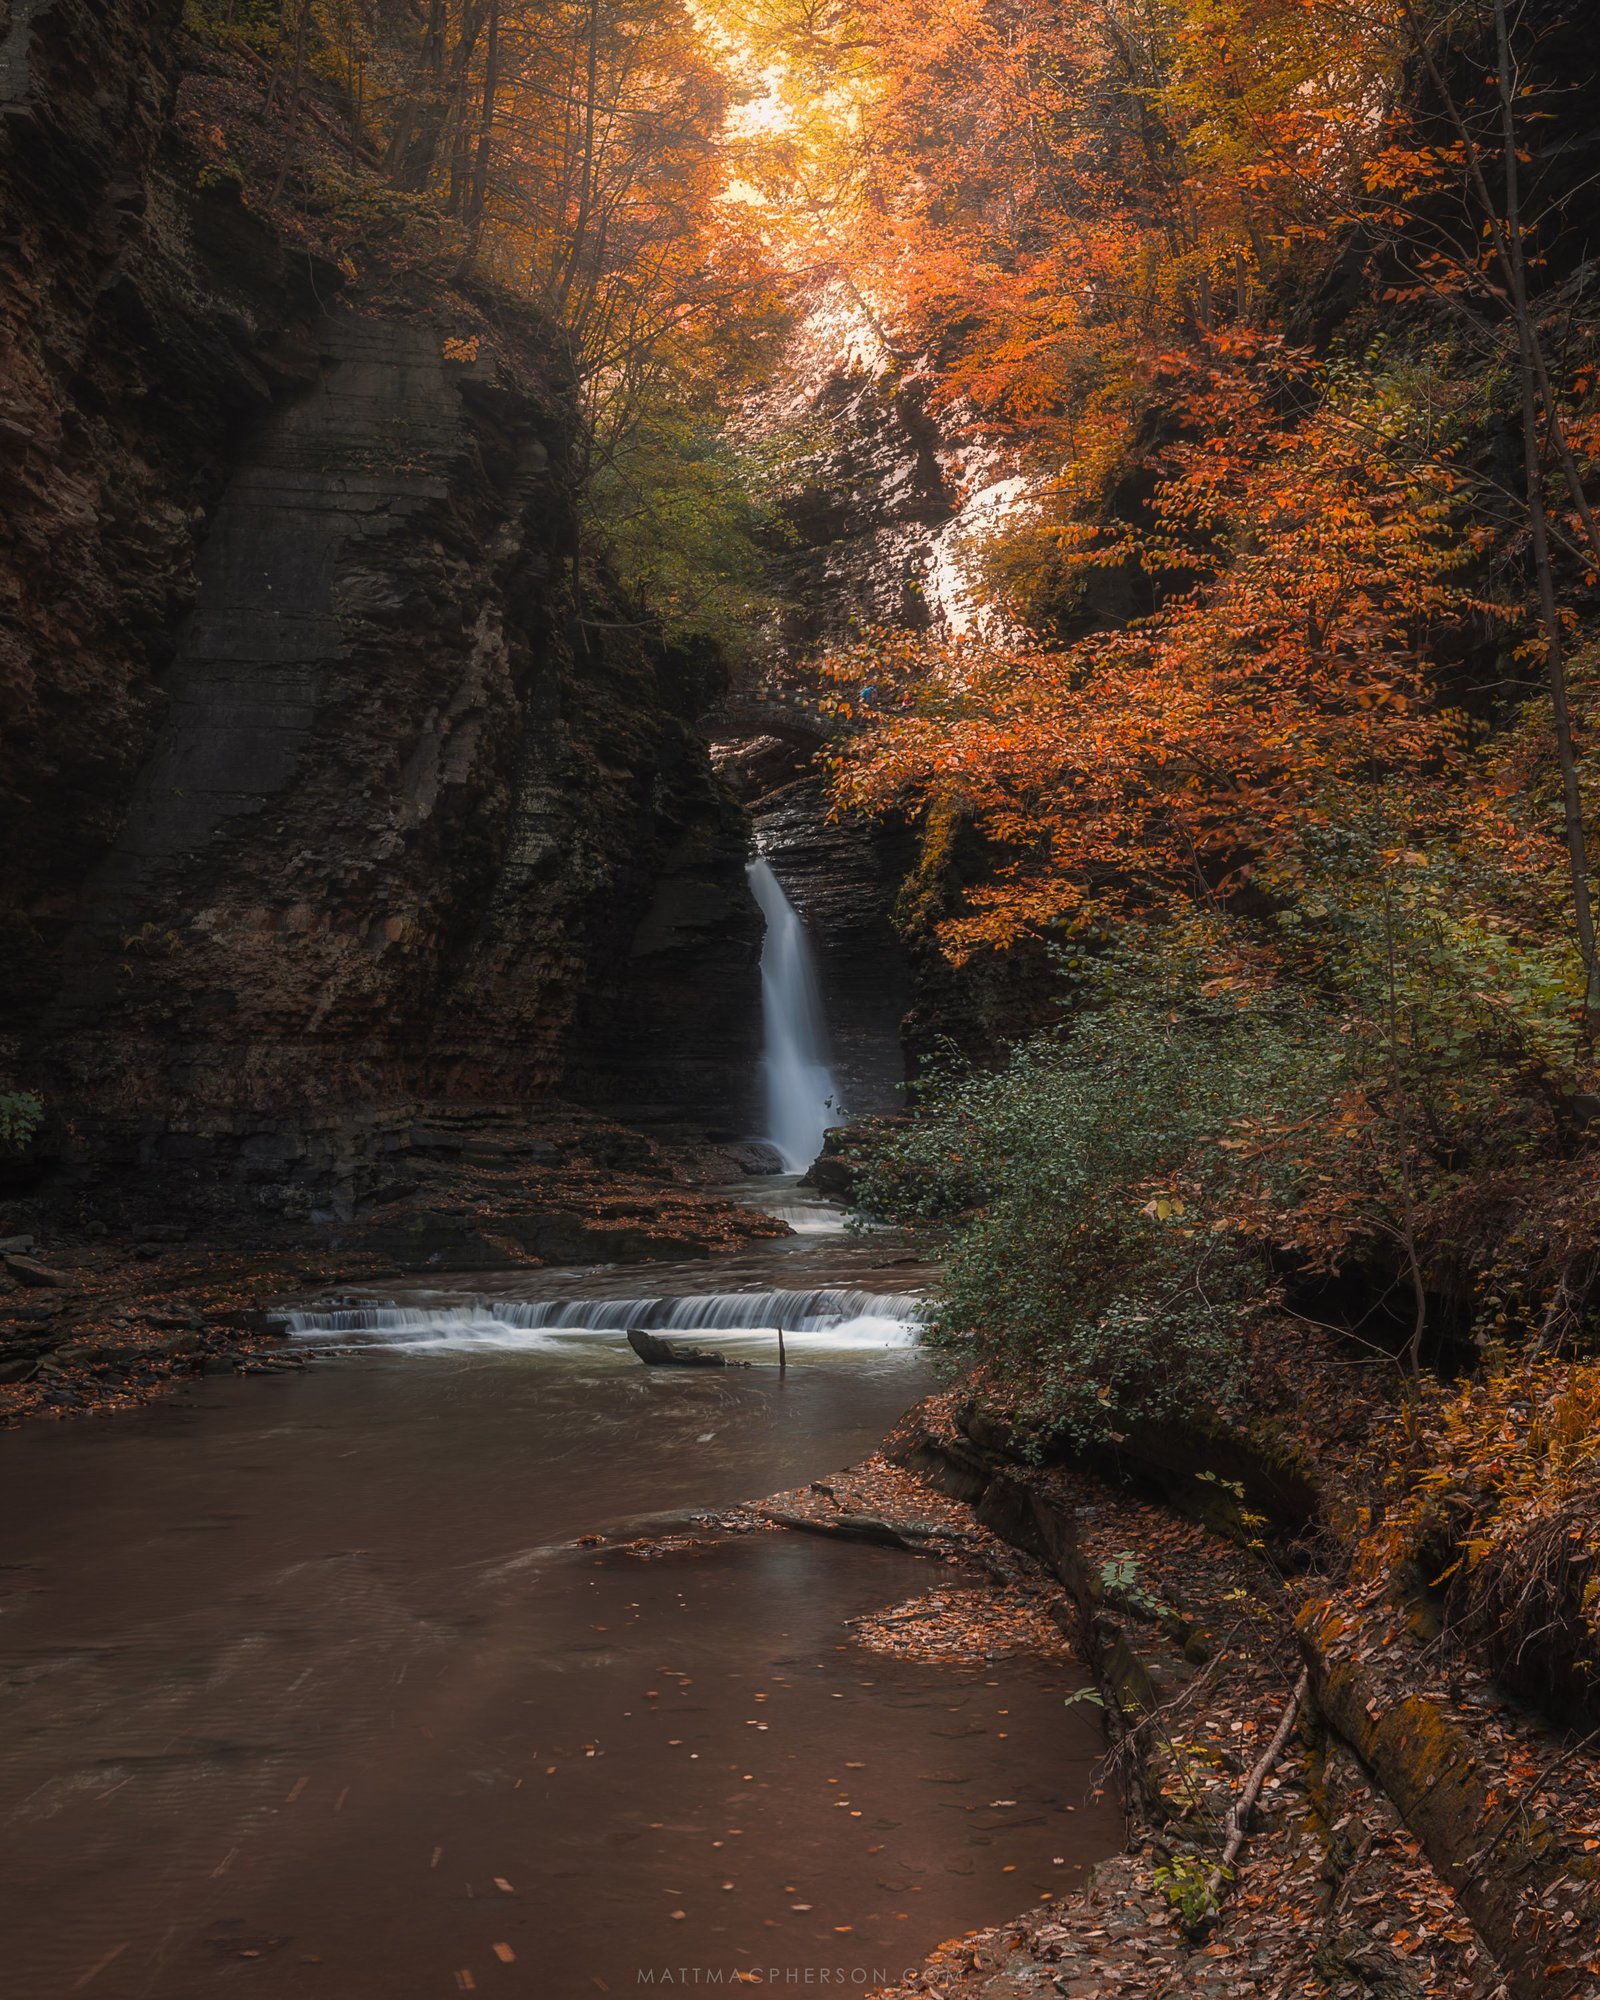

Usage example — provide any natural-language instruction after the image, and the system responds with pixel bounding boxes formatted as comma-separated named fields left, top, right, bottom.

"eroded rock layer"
left=0, top=2, right=760, bottom=1225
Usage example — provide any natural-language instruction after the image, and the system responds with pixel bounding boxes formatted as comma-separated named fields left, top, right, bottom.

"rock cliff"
left=0, top=3, right=760, bottom=1228
left=709, top=294, right=1057, bottom=1092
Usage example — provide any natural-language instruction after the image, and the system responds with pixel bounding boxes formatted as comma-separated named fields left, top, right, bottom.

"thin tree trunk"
left=1401, top=0, right=1600, bottom=568
left=1382, top=891, right=1430, bottom=1384
left=1492, top=0, right=1600, bottom=1027
left=459, top=0, right=500, bottom=264
left=1205, top=1669, right=1309, bottom=1903
left=1489, top=0, right=1600, bottom=576
left=1399, top=0, right=1600, bottom=1026
left=1522, top=362, right=1599, bottom=1024
left=555, top=0, right=604, bottom=313
left=268, top=0, right=313, bottom=204
left=444, top=0, right=488, bottom=215
left=262, top=0, right=288, bottom=117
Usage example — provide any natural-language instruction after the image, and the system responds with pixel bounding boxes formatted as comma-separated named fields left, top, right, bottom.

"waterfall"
left=748, top=856, right=842, bottom=1171
left=277, top=1287, right=923, bottom=1351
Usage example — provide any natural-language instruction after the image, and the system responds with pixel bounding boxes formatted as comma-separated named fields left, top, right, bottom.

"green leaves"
left=0, top=1091, right=43, bottom=1154
left=851, top=932, right=1320, bottom=1443
left=587, top=414, right=786, bottom=656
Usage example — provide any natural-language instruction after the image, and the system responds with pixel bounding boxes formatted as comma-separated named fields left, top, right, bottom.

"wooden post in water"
left=776, top=1323, right=787, bottom=1374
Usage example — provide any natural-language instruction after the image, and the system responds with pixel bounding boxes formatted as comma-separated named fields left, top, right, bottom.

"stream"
left=0, top=1220, right=1117, bottom=1998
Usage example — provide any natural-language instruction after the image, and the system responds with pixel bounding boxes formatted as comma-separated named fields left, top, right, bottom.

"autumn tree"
left=825, top=340, right=1479, bottom=949
left=790, top=0, right=1600, bottom=1379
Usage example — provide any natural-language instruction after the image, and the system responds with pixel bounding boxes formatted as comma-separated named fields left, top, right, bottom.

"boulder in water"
left=3, top=1253, right=72, bottom=1289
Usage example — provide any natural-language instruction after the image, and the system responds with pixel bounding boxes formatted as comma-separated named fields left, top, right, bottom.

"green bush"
left=0, top=1092, right=43, bottom=1154
left=861, top=802, right=1597, bottom=1441
left=855, top=939, right=1334, bottom=1445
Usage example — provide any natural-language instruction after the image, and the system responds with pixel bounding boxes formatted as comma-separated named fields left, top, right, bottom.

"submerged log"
left=626, top=1327, right=730, bottom=1368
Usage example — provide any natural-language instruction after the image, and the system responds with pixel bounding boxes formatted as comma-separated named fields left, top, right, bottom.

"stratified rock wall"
left=719, top=292, right=1054, bottom=1084
left=0, top=4, right=760, bottom=1220
left=764, top=364, right=952, bottom=658
left=0, top=0, right=313, bottom=1023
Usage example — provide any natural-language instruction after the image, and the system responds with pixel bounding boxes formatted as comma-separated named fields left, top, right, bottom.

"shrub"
left=854, top=937, right=1335, bottom=1445
left=1375, top=1361, right=1600, bottom=1714
left=0, top=1092, right=43, bottom=1153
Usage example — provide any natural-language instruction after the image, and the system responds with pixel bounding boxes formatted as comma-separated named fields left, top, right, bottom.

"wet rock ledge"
left=868, top=1392, right=1600, bottom=2000
left=0, top=1108, right=784, bottom=1425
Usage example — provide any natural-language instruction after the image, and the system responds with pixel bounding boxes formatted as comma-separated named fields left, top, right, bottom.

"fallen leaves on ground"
left=851, top=1585, right=1074, bottom=1665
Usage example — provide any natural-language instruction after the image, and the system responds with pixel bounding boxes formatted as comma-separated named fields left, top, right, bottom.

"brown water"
left=0, top=1257, right=1116, bottom=1998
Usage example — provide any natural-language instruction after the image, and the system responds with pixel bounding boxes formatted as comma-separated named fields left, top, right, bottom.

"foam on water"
left=762, top=1202, right=849, bottom=1236
left=279, top=1286, right=924, bottom=1355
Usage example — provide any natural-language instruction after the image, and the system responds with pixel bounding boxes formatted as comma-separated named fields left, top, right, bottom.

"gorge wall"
left=0, top=1, right=760, bottom=1227
left=709, top=295, right=1060, bottom=1105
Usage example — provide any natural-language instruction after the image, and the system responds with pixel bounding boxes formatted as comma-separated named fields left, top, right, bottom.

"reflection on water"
left=0, top=1257, right=1114, bottom=1997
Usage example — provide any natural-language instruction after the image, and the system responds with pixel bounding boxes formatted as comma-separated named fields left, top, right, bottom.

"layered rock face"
left=765, top=362, right=953, bottom=655
left=1, top=0, right=304, bottom=1027
left=0, top=3, right=760, bottom=1224
left=709, top=295, right=1052, bottom=1097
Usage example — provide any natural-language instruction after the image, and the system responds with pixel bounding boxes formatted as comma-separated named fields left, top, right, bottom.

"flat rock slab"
left=3, top=1255, right=72, bottom=1288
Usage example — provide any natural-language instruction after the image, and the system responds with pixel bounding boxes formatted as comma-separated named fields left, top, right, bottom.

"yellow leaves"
left=442, top=335, right=481, bottom=363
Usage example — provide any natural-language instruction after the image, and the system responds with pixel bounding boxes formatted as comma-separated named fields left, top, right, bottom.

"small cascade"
left=748, top=856, right=842, bottom=1171
left=278, top=1286, right=923, bottom=1352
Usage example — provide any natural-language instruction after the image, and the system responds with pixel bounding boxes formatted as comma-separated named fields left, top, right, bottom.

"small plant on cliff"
left=1099, top=1551, right=1168, bottom=1621
left=0, top=1092, right=43, bottom=1153
left=1153, top=1850, right=1223, bottom=1930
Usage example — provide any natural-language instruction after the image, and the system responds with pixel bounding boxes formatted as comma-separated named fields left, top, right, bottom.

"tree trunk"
left=457, top=0, right=500, bottom=265
left=1492, top=0, right=1600, bottom=1028
left=1399, top=0, right=1600, bottom=1029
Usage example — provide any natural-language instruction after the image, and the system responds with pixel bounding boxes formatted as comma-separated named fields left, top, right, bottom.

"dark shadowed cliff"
left=0, top=1, right=762, bottom=1229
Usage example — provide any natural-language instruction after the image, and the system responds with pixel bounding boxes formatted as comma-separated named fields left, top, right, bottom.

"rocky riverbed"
left=0, top=1109, right=790, bottom=1426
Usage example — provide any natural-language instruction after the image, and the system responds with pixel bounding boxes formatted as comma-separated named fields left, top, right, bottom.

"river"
left=0, top=1222, right=1117, bottom=1998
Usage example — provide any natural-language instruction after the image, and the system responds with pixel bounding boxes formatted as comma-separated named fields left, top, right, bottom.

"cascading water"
left=278, top=1286, right=922, bottom=1352
left=748, top=855, right=842, bottom=1171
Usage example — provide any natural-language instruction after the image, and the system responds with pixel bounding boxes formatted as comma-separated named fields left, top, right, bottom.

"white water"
left=748, top=856, right=841, bottom=1172
left=279, top=1286, right=922, bottom=1355
left=762, top=1202, right=848, bottom=1236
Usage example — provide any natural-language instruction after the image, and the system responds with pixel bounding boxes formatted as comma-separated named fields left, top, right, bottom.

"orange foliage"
left=825, top=337, right=1478, bottom=953
left=749, top=0, right=1406, bottom=498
